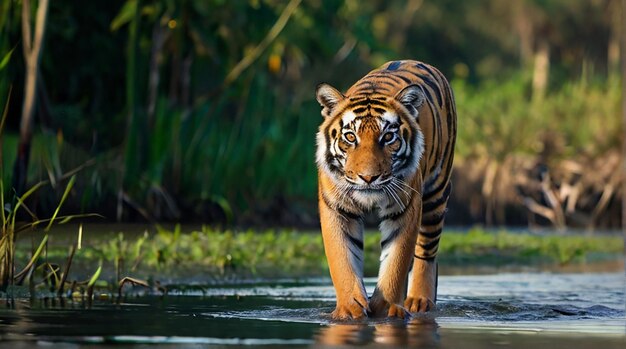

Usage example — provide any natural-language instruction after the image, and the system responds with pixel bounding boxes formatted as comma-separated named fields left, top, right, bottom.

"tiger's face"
left=315, top=83, right=426, bottom=206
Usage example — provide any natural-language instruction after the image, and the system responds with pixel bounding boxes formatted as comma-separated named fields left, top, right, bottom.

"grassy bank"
left=14, top=226, right=624, bottom=284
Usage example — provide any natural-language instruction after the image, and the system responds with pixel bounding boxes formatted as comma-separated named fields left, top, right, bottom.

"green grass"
left=14, top=226, right=623, bottom=283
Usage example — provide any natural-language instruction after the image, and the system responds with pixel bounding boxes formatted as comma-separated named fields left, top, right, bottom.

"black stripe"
left=354, top=80, right=374, bottom=89
left=369, top=73, right=402, bottom=83
left=349, top=248, right=363, bottom=262
left=419, top=237, right=440, bottom=251
left=353, top=297, right=366, bottom=311
left=430, top=110, right=443, bottom=175
left=421, top=76, right=443, bottom=108
left=421, top=87, right=436, bottom=106
left=414, top=254, right=436, bottom=261
left=325, top=153, right=343, bottom=175
left=377, top=80, right=397, bottom=88
left=348, top=234, right=364, bottom=250
left=387, top=61, right=402, bottom=70
left=415, top=62, right=440, bottom=82
left=380, top=228, right=401, bottom=249
left=393, top=152, right=410, bottom=162
left=419, top=228, right=442, bottom=239
left=372, top=107, right=386, bottom=114
left=350, top=99, right=386, bottom=108
left=397, top=65, right=443, bottom=107
left=338, top=206, right=362, bottom=220
left=425, top=102, right=437, bottom=163
left=324, top=123, right=332, bottom=155
left=394, top=73, right=412, bottom=84
left=354, top=115, right=371, bottom=122
left=395, top=124, right=418, bottom=172
left=380, top=208, right=407, bottom=221
left=421, top=211, right=445, bottom=227
left=423, top=179, right=450, bottom=202
left=422, top=188, right=448, bottom=212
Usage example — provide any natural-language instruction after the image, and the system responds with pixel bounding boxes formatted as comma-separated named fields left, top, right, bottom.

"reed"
left=1, top=91, right=102, bottom=292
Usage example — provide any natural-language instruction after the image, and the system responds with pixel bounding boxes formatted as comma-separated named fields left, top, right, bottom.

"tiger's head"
left=315, top=83, right=426, bottom=205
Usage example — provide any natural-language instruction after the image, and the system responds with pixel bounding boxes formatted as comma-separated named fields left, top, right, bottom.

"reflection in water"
left=315, top=317, right=439, bottom=347
left=1, top=273, right=624, bottom=347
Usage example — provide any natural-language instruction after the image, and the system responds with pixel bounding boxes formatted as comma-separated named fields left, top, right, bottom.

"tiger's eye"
left=344, top=132, right=357, bottom=143
left=383, top=132, right=395, bottom=142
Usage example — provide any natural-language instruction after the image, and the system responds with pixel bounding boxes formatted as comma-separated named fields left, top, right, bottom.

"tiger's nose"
left=358, top=174, right=380, bottom=184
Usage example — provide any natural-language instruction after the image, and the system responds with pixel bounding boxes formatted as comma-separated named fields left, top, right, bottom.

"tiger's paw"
left=387, top=303, right=410, bottom=319
left=369, top=296, right=409, bottom=319
left=331, top=299, right=368, bottom=320
left=404, top=296, right=435, bottom=313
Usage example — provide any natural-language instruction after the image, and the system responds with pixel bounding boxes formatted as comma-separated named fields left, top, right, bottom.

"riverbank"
left=13, top=225, right=623, bottom=284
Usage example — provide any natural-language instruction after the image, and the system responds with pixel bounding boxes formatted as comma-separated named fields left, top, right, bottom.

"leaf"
left=110, top=0, right=137, bottom=32
left=211, top=195, right=233, bottom=224
left=13, top=234, right=48, bottom=281
left=88, top=264, right=102, bottom=288
left=0, top=46, right=15, bottom=71
left=45, top=175, right=76, bottom=232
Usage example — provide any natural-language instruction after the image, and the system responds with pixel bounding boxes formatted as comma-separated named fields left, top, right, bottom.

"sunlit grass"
left=14, top=226, right=623, bottom=282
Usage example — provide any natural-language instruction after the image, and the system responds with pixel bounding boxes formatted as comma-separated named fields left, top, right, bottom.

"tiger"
left=315, top=60, right=456, bottom=320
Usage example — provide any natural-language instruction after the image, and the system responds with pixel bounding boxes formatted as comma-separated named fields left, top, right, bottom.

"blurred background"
left=0, top=0, right=623, bottom=229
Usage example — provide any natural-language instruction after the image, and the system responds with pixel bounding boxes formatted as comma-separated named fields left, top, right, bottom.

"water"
left=0, top=272, right=624, bottom=348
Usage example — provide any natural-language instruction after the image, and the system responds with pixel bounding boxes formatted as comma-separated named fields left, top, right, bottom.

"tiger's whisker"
left=394, top=178, right=420, bottom=195
left=389, top=180, right=411, bottom=199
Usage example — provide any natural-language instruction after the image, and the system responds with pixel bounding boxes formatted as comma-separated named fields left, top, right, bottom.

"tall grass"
left=115, top=74, right=321, bottom=221
left=0, top=89, right=101, bottom=291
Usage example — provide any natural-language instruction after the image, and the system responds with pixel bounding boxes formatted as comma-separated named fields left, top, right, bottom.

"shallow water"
left=0, top=272, right=624, bottom=348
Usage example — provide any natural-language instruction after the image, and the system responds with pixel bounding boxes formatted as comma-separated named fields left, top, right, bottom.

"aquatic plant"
left=0, top=91, right=101, bottom=291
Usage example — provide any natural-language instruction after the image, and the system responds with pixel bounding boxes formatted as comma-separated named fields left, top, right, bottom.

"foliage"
left=15, top=226, right=623, bottom=281
left=440, top=227, right=622, bottom=265
left=0, top=173, right=97, bottom=290
left=0, top=0, right=622, bottom=225
left=454, top=74, right=622, bottom=161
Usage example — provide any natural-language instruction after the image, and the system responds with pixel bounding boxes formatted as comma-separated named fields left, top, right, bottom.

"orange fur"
left=315, top=60, right=456, bottom=320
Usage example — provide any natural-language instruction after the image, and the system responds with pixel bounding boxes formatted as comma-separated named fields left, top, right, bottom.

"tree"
left=13, top=0, right=49, bottom=196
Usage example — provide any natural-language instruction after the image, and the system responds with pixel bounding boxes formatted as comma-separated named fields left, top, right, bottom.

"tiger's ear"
left=395, top=84, right=425, bottom=117
left=316, top=83, right=345, bottom=118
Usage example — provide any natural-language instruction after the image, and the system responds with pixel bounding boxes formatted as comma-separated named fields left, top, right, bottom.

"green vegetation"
left=0, top=0, right=622, bottom=226
left=0, top=174, right=103, bottom=291
left=454, top=75, right=621, bottom=161
left=14, top=226, right=623, bottom=283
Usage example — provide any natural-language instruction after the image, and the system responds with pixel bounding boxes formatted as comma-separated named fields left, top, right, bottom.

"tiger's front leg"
left=405, top=256, right=437, bottom=312
left=319, top=192, right=369, bottom=320
left=405, top=182, right=450, bottom=312
left=369, top=184, right=422, bottom=318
